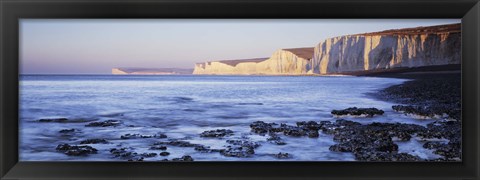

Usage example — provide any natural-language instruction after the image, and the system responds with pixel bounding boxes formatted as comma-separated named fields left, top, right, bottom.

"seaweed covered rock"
left=172, top=155, right=194, bottom=161
left=59, top=128, right=75, bottom=133
left=140, top=153, right=157, bottom=158
left=249, top=121, right=276, bottom=134
left=325, top=120, right=428, bottom=161
left=80, top=139, right=108, bottom=144
left=296, top=121, right=321, bottom=130
left=110, top=148, right=138, bottom=159
left=354, top=152, right=422, bottom=161
left=219, top=139, right=260, bottom=158
left=193, top=145, right=223, bottom=153
left=267, top=133, right=287, bottom=145
left=249, top=121, right=320, bottom=138
left=56, top=144, right=98, bottom=156
left=281, top=124, right=307, bottom=137
left=331, top=107, right=384, bottom=117
left=226, top=140, right=261, bottom=148
left=39, top=118, right=68, bottom=122
left=159, top=152, right=170, bottom=156
left=85, top=120, right=121, bottom=127
left=155, top=140, right=201, bottom=148
left=220, top=146, right=255, bottom=158
left=273, top=152, right=292, bottom=159
left=200, top=129, right=234, bottom=138
left=392, top=105, right=447, bottom=119
left=150, top=145, right=167, bottom=150
left=121, top=133, right=154, bottom=139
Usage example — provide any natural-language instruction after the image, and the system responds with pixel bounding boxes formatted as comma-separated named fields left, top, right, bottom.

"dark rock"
left=85, top=120, right=121, bottom=127
left=80, top=139, right=108, bottom=144
left=307, top=130, right=319, bottom=138
left=250, top=121, right=275, bottom=134
left=159, top=152, right=170, bottom=156
left=226, top=140, right=261, bottom=148
left=391, top=132, right=412, bottom=141
left=155, top=140, right=200, bottom=147
left=193, top=145, right=222, bottom=153
left=140, top=153, right=157, bottom=158
left=267, top=134, right=286, bottom=145
left=354, top=151, right=423, bottom=161
left=281, top=124, right=307, bottom=137
left=39, top=118, right=68, bottom=122
left=392, top=105, right=445, bottom=119
left=59, top=129, right=75, bottom=133
left=335, top=119, right=362, bottom=127
left=331, top=107, right=384, bottom=117
left=56, top=144, right=98, bottom=156
left=200, top=129, right=234, bottom=138
left=220, top=146, right=255, bottom=158
left=128, top=157, right=144, bottom=161
left=423, top=141, right=445, bottom=149
left=273, top=152, right=292, bottom=159
left=150, top=145, right=167, bottom=150
left=296, top=121, right=321, bottom=130
left=121, top=133, right=154, bottom=139
left=172, top=155, right=194, bottom=161
left=329, top=143, right=354, bottom=152
left=110, top=148, right=138, bottom=158
left=319, top=121, right=337, bottom=135
left=156, top=133, right=168, bottom=138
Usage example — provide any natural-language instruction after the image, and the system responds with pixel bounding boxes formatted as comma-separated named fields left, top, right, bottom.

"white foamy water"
left=19, top=75, right=437, bottom=161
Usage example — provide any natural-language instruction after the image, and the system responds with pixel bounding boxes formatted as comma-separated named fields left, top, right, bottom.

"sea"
left=19, top=75, right=444, bottom=161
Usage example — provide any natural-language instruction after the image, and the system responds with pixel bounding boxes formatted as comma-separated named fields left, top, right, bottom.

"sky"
left=20, top=19, right=460, bottom=74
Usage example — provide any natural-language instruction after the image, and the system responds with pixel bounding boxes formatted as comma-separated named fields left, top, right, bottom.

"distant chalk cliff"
left=193, top=23, right=461, bottom=75
left=112, top=68, right=193, bottom=75
left=193, top=47, right=315, bottom=75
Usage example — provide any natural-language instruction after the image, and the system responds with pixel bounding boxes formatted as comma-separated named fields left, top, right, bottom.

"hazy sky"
left=20, top=19, right=460, bottom=74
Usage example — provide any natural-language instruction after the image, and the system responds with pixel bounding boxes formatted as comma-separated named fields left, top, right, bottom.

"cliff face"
left=193, top=47, right=315, bottom=75
left=192, top=23, right=460, bottom=75
left=312, top=24, right=461, bottom=74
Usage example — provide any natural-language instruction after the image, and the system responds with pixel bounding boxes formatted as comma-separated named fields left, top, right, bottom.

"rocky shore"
left=35, top=71, right=461, bottom=162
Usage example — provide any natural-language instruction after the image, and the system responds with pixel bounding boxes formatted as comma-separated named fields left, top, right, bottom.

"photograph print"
left=20, top=19, right=461, bottom=161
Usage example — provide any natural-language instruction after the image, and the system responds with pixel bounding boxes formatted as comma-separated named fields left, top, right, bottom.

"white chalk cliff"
left=193, top=48, right=315, bottom=75
left=193, top=23, right=461, bottom=75
left=311, top=23, right=461, bottom=74
left=112, top=68, right=193, bottom=75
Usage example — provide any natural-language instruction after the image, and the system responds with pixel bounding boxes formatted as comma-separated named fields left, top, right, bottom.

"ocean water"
left=19, top=75, right=442, bottom=161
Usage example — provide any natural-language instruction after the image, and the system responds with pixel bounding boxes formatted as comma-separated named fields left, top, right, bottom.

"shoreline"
left=371, top=70, right=461, bottom=160
left=20, top=69, right=461, bottom=161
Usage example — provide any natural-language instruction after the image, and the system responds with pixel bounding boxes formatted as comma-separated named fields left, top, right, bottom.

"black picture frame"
left=1, top=0, right=479, bottom=179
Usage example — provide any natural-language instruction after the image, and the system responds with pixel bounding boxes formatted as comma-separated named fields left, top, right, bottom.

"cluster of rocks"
left=56, top=144, right=98, bottom=156
left=392, top=105, right=447, bottom=119
left=219, top=139, right=261, bottom=158
left=148, top=144, right=171, bottom=156
left=377, top=74, right=461, bottom=161
left=250, top=120, right=322, bottom=139
left=109, top=148, right=157, bottom=161
left=378, top=76, right=461, bottom=121
left=331, top=107, right=384, bottom=117
left=323, top=120, right=424, bottom=161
